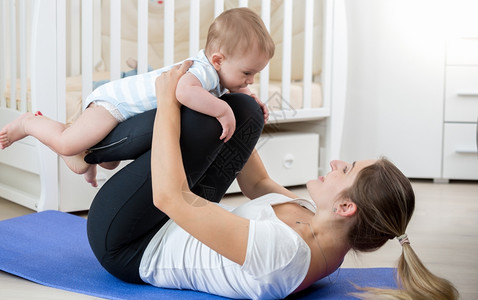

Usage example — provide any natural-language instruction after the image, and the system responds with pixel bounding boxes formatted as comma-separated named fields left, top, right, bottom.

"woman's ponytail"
left=397, top=243, right=458, bottom=299
left=351, top=240, right=458, bottom=300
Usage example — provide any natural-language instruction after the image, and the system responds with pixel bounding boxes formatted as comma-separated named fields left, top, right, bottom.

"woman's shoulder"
left=251, top=193, right=315, bottom=211
left=231, top=193, right=291, bottom=215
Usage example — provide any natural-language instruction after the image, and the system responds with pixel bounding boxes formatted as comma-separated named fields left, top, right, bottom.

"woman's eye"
left=343, top=167, right=348, bottom=174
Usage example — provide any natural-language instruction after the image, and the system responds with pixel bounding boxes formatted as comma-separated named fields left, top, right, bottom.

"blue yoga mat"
left=0, top=210, right=398, bottom=299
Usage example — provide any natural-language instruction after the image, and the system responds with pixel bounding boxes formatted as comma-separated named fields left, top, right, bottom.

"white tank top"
left=139, top=193, right=316, bottom=299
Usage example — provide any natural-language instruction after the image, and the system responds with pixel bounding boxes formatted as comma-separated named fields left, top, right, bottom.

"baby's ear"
left=210, top=53, right=224, bottom=70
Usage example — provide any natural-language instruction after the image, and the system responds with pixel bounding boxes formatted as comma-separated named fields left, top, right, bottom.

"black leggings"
left=86, top=94, right=264, bottom=283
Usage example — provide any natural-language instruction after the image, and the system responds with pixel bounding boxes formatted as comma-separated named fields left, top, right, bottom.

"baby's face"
left=217, top=50, right=270, bottom=93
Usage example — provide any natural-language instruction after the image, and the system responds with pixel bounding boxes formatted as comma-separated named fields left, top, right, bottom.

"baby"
left=0, top=7, right=274, bottom=187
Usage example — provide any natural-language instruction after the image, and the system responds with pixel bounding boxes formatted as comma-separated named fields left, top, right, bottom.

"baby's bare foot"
left=0, top=112, right=34, bottom=149
left=62, top=154, right=98, bottom=187
left=62, top=153, right=90, bottom=174
left=84, top=165, right=98, bottom=187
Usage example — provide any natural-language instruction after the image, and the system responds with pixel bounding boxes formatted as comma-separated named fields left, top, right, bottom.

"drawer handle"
left=457, top=91, right=478, bottom=97
left=455, top=146, right=478, bottom=154
left=283, top=154, right=295, bottom=169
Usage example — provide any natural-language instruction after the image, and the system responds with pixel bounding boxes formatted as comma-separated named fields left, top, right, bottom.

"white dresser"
left=441, top=0, right=478, bottom=180
left=341, top=0, right=478, bottom=181
left=227, top=130, right=319, bottom=193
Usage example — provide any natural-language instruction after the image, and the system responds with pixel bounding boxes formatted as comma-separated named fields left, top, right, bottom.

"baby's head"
left=205, top=8, right=275, bottom=92
left=205, top=7, right=275, bottom=62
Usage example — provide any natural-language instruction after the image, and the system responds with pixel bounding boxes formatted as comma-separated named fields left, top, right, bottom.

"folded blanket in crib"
left=0, top=211, right=398, bottom=299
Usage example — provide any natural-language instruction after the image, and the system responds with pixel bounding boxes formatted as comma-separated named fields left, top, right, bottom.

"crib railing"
left=77, top=0, right=327, bottom=122
left=2, top=0, right=330, bottom=119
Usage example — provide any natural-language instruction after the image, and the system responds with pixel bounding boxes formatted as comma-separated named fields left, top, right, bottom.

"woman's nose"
left=330, top=160, right=345, bottom=171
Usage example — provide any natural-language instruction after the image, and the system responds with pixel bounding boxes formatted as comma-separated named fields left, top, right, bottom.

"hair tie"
left=397, top=234, right=410, bottom=246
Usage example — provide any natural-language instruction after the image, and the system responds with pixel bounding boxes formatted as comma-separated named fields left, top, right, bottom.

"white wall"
left=340, top=0, right=446, bottom=178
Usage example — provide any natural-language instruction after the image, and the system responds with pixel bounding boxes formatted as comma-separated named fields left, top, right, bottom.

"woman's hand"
left=155, top=61, right=194, bottom=109
left=250, top=93, right=269, bottom=124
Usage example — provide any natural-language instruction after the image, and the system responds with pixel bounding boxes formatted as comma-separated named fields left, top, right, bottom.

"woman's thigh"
left=87, top=150, right=167, bottom=283
left=84, top=109, right=157, bottom=164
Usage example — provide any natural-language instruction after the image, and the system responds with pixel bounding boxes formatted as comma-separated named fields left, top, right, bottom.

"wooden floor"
left=0, top=180, right=477, bottom=299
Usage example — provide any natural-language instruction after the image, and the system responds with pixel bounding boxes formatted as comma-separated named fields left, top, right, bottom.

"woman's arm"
left=237, top=149, right=299, bottom=200
left=151, top=62, right=249, bottom=265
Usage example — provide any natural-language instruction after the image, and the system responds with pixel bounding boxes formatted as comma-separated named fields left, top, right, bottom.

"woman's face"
left=307, top=160, right=376, bottom=209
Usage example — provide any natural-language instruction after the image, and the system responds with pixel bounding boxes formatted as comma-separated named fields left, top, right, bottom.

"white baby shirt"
left=84, top=49, right=227, bottom=120
left=139, top=193, right=316, bottom=299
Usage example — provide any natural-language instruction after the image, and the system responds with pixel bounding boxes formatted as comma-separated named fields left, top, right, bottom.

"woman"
left=86, top=62, right=458, bottom=299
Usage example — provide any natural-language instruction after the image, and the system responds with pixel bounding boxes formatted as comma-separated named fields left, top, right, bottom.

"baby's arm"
left=176, top=73, right=235, bottom=142
left=236, top=87, right=269, bottom=124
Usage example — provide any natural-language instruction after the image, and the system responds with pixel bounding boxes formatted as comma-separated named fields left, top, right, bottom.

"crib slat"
left=302, top=0, right=314, bottom=109
left=9, top=0, right=17, bottom=110
left=189, top=0, right=200, bottom=57
left=19, top=0, right=27, bottom=112
left=260, top=0, right=271, bottom=35
left=56, top=0, right=66, bottom=123
left=163, top=0, right=174, bottom=66
left=137, top=0, right=148, bottom=73
left=0, top=0, right=7, bottom=107
left=238, top=0, right=248, bottom=7
left=81, top=0, right=93, bottom=102
left=93, top=1, right=101, bottom=73
left=110, top=0, right=121, bottom=80
left=214, top=0, right=224, bottom=18
left=282, top=0, right=292, bottom=110
left=68, top=0, right=81, bottom=76
left=259, top=0, right=271, bottom=104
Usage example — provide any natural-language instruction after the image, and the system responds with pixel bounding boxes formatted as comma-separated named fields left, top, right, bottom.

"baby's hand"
left=216, top=106, right=236, bottom=143
left=250, top=93, right=269, bottom=124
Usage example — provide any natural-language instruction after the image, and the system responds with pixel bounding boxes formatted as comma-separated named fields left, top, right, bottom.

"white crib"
left=0, top=0, right=347, bottom=212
